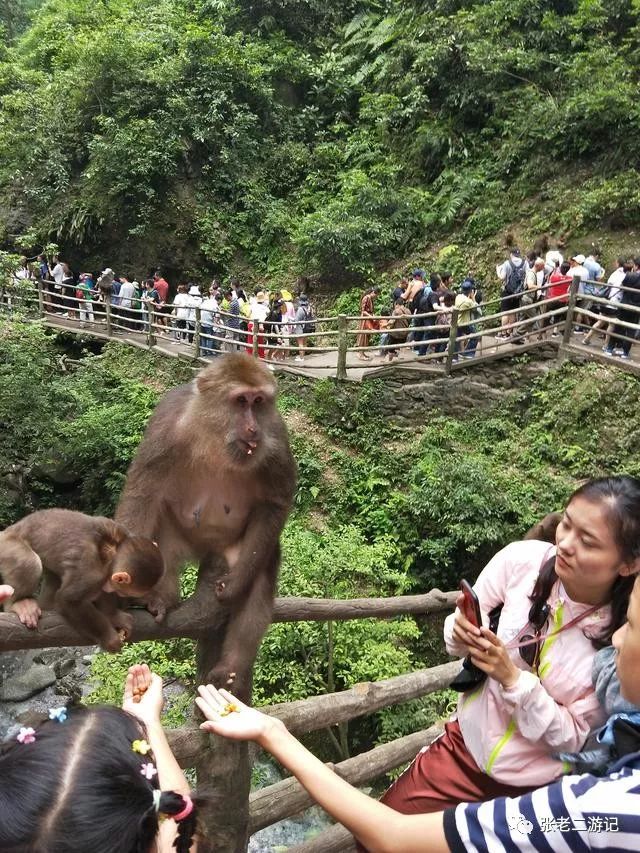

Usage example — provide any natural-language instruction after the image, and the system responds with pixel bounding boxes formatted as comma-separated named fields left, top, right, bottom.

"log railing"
left=0, top=587, right=458, bottom=852
left=2, top=275, right=640, bottom=379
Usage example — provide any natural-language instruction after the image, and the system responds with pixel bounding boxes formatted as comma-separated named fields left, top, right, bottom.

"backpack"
left=302, top=305, right=316, bottom=334
left=504, top=261, right=526, bottom=295
left=412, top=286, right=432, bottom=314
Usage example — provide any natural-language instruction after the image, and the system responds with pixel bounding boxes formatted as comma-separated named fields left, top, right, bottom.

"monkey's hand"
left=100, top=630, right=125, bottom=653
left=110, top=610, right=134, bottom=641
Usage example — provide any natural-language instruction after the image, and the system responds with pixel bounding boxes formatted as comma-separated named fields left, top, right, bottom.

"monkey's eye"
left=237, top=395, right=248, bottom=405
left=254, top=396, right=263, bottom=405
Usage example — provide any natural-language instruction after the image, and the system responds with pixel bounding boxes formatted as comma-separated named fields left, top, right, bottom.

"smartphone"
left=459, top=579, right=482, bottom=628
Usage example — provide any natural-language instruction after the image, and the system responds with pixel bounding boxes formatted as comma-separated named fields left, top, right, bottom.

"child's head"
left=0, top=706, right=197, bottom=853
left=614, top=575, right=640, bottom=706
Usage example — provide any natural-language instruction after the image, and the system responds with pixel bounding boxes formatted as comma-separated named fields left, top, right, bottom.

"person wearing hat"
left=171, top=284, right=190, bottom=342
left=568, top=254, right=591, bottom=333
left=454, top=278, right=480, bottom=358
left=185, top=284, right=202, bottom=344
left=356, top=286, right=381, bottom=361
left=293, top=293, right=314, bottom=362
left=247, top=290, right=269, bottom=358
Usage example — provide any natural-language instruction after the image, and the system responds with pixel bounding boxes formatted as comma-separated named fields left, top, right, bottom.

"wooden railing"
left=2, top=275, right=640, bottom=380
left=0, top=588, right=458, bottom=852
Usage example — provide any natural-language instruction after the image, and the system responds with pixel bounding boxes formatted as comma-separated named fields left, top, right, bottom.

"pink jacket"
left=444, top=540, right=609, bottom=787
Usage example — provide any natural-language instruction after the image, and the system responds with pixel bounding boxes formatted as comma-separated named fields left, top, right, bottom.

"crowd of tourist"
left=8, top=243, right=640, bottom=365
left=355, top=246, right=640, bottom=363
left=10, top=256, right=317, bottom=363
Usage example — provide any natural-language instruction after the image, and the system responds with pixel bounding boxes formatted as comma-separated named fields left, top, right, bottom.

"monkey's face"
left=226, top=386, right=276, bottom=467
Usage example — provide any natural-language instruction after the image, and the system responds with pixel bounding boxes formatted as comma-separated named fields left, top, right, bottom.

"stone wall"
left=376, top=346, right=561, bottom=423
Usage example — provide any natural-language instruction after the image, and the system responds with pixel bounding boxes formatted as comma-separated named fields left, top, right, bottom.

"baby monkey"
left=0, top=508, right=164, bottom=652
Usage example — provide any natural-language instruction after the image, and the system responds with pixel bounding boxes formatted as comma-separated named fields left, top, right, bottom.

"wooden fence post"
left=147, top=304, right=156, bottom=347
left=193, top=306, right=202, bottom=359
left=336, top=314, right=348, bottom=381
left=559, top=275, right=581, bottom=358
left=37, top=280, right=44, bottom=317
left=105, top=293, right=112, bottom=337
left=194, top=618, right=251, bottom=853
left=444, top=309, right=460, bottom=375
left=252, top=322, right=259, bottom=358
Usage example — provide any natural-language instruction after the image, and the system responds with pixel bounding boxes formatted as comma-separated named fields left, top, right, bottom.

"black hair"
left=439, top=270, right=452, bottom=282
left=0, top=706, right=198, bottom=853
left=529, top=476, right=640, bottom=647
left=560, top=261, right=571, bottom=275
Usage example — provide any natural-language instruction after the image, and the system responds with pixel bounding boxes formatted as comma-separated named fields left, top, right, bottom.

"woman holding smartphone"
left=197, top=572, right=640, bottom=853
left=367, top=475, right=640, bottom=822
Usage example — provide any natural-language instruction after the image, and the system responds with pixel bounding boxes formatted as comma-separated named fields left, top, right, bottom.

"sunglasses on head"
left=519, top=602, right=551, bottom=670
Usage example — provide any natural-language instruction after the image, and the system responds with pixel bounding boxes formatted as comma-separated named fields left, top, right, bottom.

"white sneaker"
left=294, top=356, right=304, bottom=363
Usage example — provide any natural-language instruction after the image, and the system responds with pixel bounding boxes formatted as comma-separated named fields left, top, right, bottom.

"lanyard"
left=505, top=603, right=602, bottom=651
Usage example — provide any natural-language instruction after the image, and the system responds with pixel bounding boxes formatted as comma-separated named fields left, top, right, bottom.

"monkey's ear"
left=111, top=571, right=132, bottom=586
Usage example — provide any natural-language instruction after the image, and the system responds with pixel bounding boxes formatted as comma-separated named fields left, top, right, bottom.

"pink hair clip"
left=17, top=727, right=36, bottom=744
left=172, top=795, right=194, bottom=823
left=141, top=762, right=158, bottom=780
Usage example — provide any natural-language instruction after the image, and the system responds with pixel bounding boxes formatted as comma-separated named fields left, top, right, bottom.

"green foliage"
left=2, top=0, right=640, bottom=283
left=254, top=524, right=418, bottom=705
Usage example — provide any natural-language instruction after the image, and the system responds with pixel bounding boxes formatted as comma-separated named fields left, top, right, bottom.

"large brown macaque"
left=0, top=508, right=164, bottom=651
left=115, top=353, right=296, bottom=698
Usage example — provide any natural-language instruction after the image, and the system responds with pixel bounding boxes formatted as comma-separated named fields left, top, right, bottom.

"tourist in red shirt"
left=546, top=260, right=572, bottom=335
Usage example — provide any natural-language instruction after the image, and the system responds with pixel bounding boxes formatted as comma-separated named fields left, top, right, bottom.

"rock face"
left=375, top=346, right=559, bottom=422
left=0, top=661, right=57, bottom=701
left=0, top=646, right=96, bottom=734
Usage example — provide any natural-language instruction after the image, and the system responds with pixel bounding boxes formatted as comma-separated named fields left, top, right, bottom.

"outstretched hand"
left=196, top=685, right=282, bottom=745
left=122, top=664, right=164, bottom=726
left=0, top=584, right=15, bottom=604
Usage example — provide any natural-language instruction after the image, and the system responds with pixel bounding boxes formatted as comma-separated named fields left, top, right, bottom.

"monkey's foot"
left=142, top=596, right=168, bottom=623
left=10, top=598, right=41, bottom=629
left=208, top=665, right=237, bottom=690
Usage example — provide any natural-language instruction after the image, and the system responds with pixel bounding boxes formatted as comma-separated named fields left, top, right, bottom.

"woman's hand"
left=196, top=685, right=284, bottom=747
left=122, top=664, right=165, bottom=726
left=450, top=593, right=484, bottom=652
left=468, top=628, right=521, bottom=689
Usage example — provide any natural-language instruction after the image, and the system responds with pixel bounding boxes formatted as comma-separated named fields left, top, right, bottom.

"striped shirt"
left=443, top=752, right=640, bottom=852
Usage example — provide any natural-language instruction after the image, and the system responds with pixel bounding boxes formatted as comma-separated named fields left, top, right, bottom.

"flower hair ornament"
left=132, top=739, right=152, bottom=755
left=141, top=762, right=158, bottom=780
left=49, top=706, right=68, bottom=723
left=17, top=727, right=36, bottom=744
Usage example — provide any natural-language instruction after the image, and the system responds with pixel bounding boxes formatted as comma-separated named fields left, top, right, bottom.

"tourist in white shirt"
left=186, top=284, right=202, bottom=344
left=171, top=284, right=190, bottom=342
left=199, top=290, right=220, bottom=356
